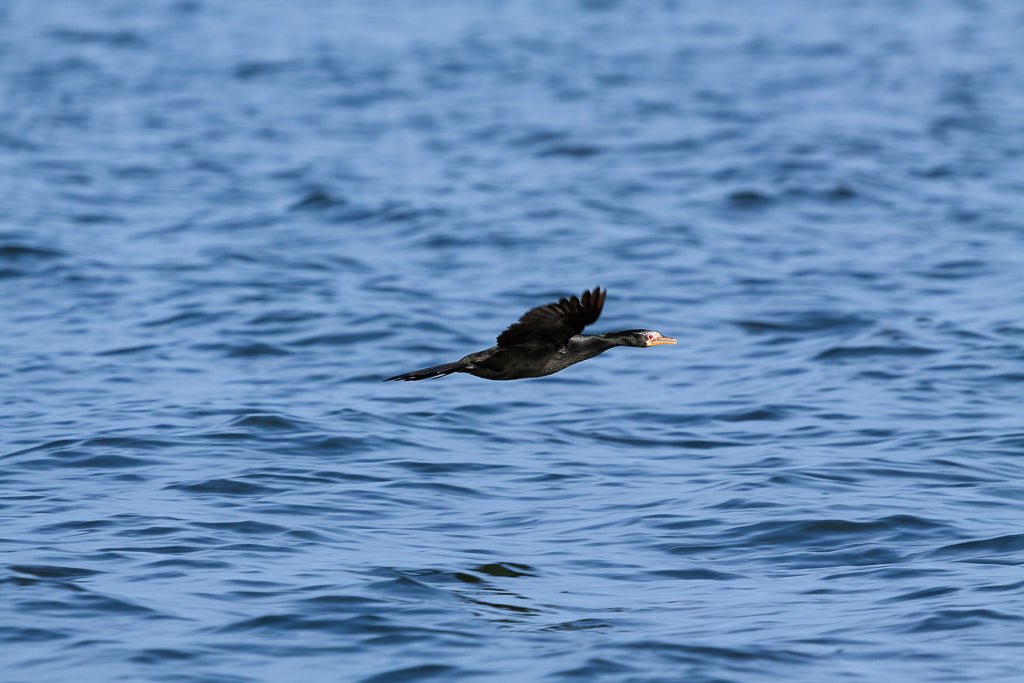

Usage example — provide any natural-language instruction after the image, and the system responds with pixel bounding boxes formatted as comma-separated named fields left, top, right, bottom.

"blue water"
left=3, top=1, right=1023, bottom=681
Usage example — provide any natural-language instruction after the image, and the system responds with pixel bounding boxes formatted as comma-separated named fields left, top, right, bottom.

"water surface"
left=2, top=1, right=1023, bottom=681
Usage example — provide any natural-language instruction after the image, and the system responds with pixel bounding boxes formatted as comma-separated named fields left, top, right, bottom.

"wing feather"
left=496, top=287, right=606, bottom=348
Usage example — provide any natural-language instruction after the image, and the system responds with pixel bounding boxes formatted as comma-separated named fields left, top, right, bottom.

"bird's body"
left=386, top=288, right=675, bottom=381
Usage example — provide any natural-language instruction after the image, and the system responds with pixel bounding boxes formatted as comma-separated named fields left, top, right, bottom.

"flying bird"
left=385, top=287, right=676, bottom=381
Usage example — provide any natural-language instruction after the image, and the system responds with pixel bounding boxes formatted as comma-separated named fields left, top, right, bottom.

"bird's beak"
left=645, top=335, right=677, bottom=347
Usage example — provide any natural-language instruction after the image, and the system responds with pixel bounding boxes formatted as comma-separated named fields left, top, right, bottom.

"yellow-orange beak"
left=645, top=335, right=677, bottom=347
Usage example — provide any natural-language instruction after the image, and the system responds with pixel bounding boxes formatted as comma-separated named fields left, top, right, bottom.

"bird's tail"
left=385, top=361, right=465, bottom=382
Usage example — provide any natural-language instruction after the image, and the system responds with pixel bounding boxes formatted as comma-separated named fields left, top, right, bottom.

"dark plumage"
left=385, top=287, right=676, bottom=381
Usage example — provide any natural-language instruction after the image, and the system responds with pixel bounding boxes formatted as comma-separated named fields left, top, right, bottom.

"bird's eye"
left=647, top=333, right=655, bottom=340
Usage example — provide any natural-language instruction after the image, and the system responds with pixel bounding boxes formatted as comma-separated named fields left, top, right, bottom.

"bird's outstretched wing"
left=496, top=287, right=606, bottom=348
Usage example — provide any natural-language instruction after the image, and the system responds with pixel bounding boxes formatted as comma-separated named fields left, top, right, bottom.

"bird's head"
left=610, top=329, right=678, bottom=348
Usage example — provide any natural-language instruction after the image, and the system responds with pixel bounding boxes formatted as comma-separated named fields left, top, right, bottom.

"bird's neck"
left=597, top=331, right=639, bottom=346
left=577, top=333, right=626, bottom=352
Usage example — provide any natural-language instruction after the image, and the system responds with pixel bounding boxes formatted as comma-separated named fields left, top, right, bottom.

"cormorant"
left=385, top=287, right=676, bottom=381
